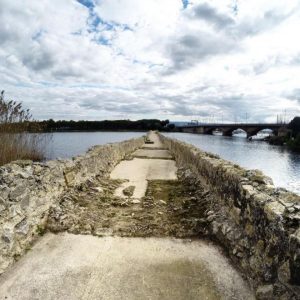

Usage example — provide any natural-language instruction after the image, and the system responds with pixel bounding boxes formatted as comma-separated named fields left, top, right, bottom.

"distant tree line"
left=35, top=119, right=175, bottom=132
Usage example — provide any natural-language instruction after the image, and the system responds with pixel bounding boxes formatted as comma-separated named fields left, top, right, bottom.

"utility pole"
left=284, top=109, right=287, bottom=124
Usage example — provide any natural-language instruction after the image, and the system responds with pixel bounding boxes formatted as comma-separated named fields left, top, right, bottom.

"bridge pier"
left=245, top=129, right=261, bottom=139
left=222, top=129, right=234, bottom=137
left=246, top=132, right=254, bottom=139
left=181, top=127, right=195, bottom=134
left=195, top=127, right=205, bottom=134
left=204, top=128, right=215, bottom=135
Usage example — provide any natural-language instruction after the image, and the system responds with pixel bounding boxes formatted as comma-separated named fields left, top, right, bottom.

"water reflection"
left=46, top=131, right=145, bottom=160
left=163, top=132, right=300, bottom=195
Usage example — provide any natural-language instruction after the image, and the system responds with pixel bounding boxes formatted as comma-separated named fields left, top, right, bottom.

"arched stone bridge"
left=179, top=123, right=287, bottom=138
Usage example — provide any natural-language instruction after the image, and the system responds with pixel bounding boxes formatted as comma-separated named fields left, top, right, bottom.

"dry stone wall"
left=0, top=136, right=144, bottom=274
left=159, top=133, right=300, bottom=299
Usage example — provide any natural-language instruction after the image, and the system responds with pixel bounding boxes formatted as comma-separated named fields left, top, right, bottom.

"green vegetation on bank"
left=38, top=119, right=174, bottom=132
left=269, top=116, right=300, bottom=151
left=287, top=116, right=300, bottom=151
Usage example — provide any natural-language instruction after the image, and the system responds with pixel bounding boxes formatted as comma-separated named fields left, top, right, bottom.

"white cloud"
left=0, top=0, right=300, bottom=122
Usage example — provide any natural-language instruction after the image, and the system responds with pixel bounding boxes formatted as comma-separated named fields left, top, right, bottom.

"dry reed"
left=0, top=91, right=49, bottom=166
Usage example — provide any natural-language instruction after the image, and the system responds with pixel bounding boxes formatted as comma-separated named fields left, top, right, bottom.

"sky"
left=1, top=0, right=300, bottom=122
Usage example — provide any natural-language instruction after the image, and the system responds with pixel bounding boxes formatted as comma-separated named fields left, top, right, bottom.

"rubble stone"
left=0, top=136, right=144, bottom=274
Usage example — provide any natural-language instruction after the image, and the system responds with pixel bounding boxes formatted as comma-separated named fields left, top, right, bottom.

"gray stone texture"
left=0, top=136, right=144, bottom=274
left=159, top=133, right=300, bottom=299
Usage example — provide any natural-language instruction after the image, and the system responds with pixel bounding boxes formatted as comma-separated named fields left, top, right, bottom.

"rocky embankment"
left=159, top=133, right=300, bottom=300
left=0, top=136, right=144, bottom=274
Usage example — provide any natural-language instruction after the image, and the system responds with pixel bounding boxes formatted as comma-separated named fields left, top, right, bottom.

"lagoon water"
left=163, top=132, right=300, bottom=195
left=45, top=131, right=300, bottom=194
left=45, top=131, right=145, bottom=160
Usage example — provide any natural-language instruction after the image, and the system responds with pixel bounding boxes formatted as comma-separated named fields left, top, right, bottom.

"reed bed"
left=0, top=91, right=49, bottom=166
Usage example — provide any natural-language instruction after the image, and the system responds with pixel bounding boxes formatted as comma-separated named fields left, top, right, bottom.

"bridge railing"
left=178, top=123, right=284, bottom=128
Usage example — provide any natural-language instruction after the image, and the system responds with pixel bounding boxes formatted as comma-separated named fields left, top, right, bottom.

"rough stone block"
left=256, top=284, right=274, bottom=300
left=159, top=133, right=300, bottom=296
left=290, top=229, right=300, bottom=285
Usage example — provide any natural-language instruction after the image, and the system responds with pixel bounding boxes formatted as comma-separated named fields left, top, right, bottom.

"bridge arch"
left=255, top=128, right=275, bottom=136
left=204, top=127, right=216, bottom=135
left=221, top=128, right=235, bottom=136
left=179, top=124, right=285, bottom=138
left=241, top=127, right=278, bottom=139
left=232, top=128, right=247, bottom=136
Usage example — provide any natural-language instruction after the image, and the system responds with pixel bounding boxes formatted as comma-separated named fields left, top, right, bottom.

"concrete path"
left=0, top=233, right=254, bottom=300
left=142, top=131, right=164, bottom=149
left=111, top=131, right=177, bottom=199
left=132, top=148, right=173, bottom=159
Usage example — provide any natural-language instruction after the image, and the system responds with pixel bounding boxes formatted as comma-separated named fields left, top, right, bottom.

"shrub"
left=0, top=90, right=49, bottom=166
left=288, top=116, right=300, bottom=137
left=287, top=133, right=300, bottom=151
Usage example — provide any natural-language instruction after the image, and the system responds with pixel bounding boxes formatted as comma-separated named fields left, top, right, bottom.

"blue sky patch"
left=182, top=0, right=189, bottom=9
left=98, top=36, right=111, bottom=46
left=88, top=12, right=132, bottom=33
left=77, top=0, right=94, bottom=9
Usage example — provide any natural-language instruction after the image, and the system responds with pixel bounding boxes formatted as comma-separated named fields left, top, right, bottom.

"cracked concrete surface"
left=133, top=148, right=173, bottom=159
left=142, top=132, right=164, bottom=149
left=0, top=233, right=254, bottom=300
left=111, top=132, right=177, bottom=199
left=110, top=158, right=177, bottom=198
